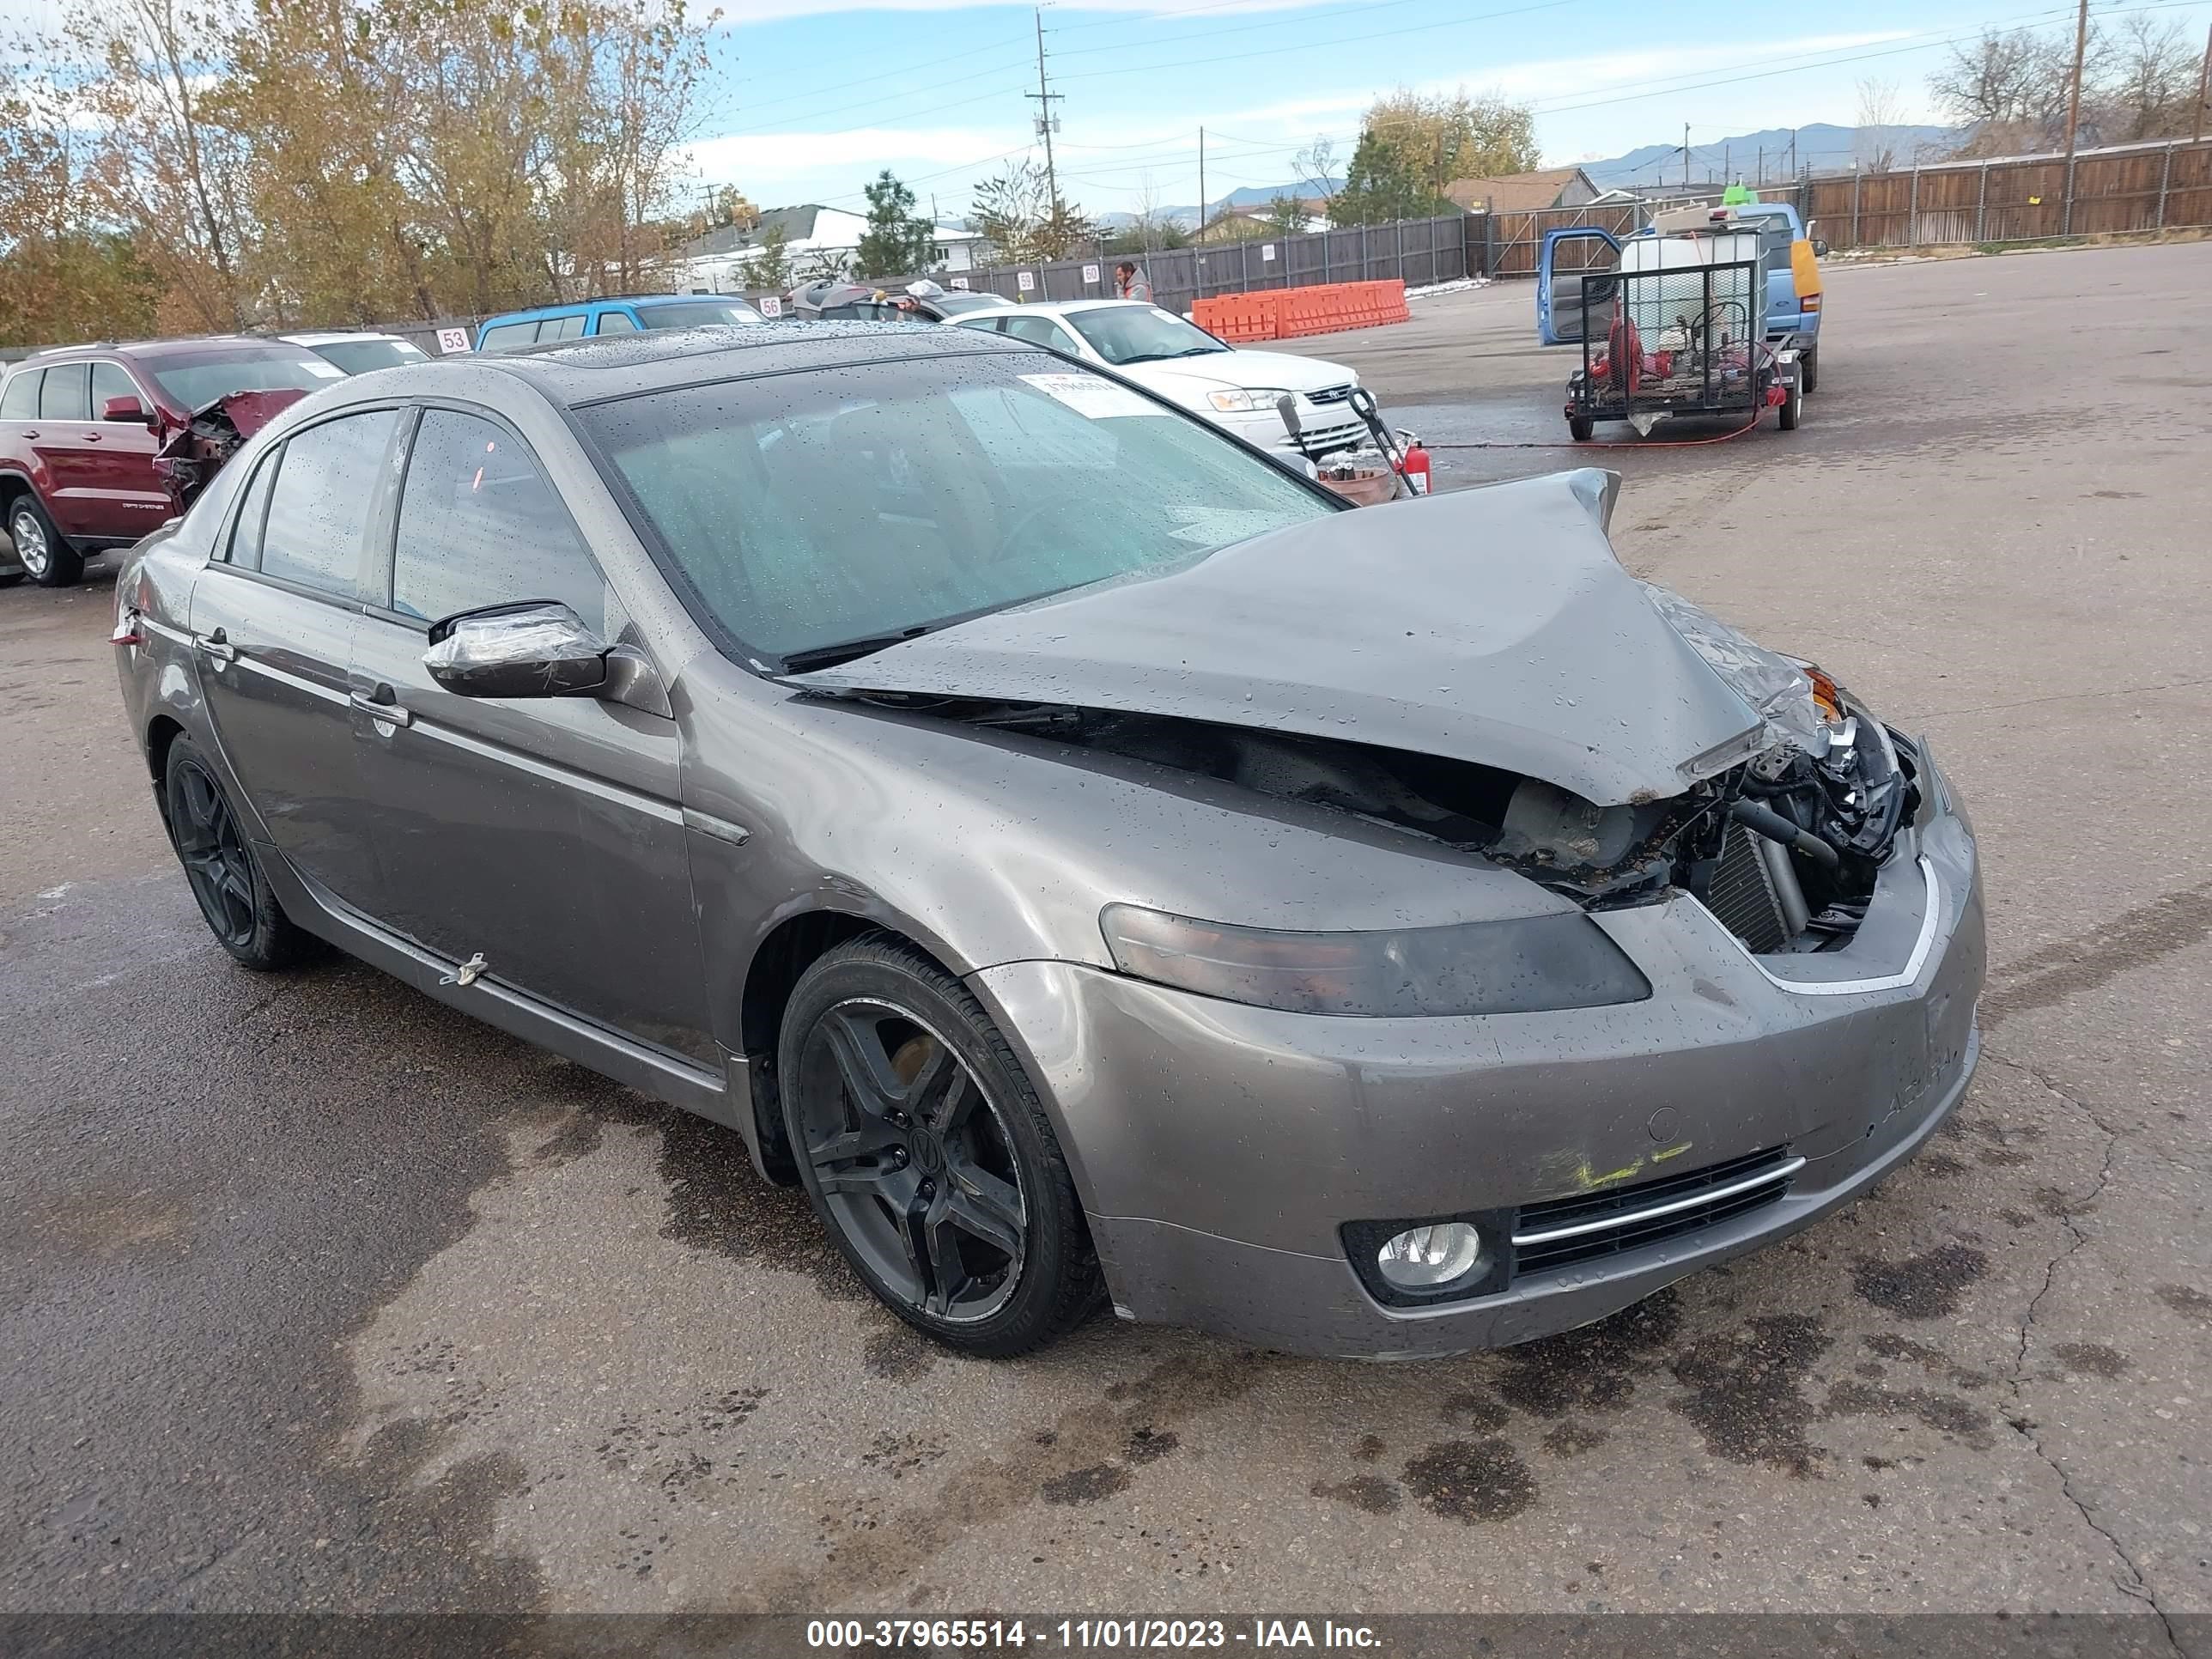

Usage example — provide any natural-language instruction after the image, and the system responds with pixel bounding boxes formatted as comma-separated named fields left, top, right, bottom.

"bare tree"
left=1293, top=134, right=1339, bottom=213
left=2105, top=15, right=2197, bottom=142
left=1854, top=78, right=1906, bottom=172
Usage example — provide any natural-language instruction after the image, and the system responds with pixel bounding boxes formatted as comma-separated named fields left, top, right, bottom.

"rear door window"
left=0, top=371, right=40, bottom=418
left=390, top=410, right=606, bottom=631
left=258, top=410, right=400, bottom=597
left=38, top=363, right=91, bottom=421
left=542, top=313, right=586, bottom=340
left=1000, top=315, right=1077, bottom=354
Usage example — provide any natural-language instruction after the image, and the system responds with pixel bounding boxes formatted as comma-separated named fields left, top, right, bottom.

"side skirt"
left=253, top=841, right=750, bottom=1133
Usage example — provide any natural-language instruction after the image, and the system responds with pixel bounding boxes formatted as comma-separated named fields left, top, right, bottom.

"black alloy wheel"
left=779, top=939, right=1102, bottom=1355
left=162, top=737, right=314, bottom=969
left=171, top=752, right=257, bottom=948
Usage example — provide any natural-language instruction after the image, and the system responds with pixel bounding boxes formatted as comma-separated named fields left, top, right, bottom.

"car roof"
left=482, top=295, right=754, bottom=327
left=994, top=299, right=1146, bottom=318
left=357, top=321, right=1041, bottom=408
left=16, top=336, right=309, bottom=363
left=283, top=331, right=414, bottom=346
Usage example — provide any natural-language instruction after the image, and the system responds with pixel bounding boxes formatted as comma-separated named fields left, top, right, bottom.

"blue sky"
left=683, top=0, right=2212, bottom=220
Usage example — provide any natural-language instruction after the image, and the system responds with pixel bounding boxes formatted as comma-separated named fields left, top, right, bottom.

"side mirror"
left=1812, top=239, right=1830, bottom=258
left=423, top=600, right=608, bottom=697
left=1275, top=391, right=1303, bottom=448
left=102, top=395, right=152, bottom=425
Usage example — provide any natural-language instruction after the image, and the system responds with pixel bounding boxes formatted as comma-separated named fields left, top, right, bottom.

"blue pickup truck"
left=1538, top=202, right=1827, bottom=391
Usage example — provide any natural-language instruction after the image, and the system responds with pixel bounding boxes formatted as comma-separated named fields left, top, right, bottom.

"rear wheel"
left=779, top=936, right=1103, bottom=1357
left=1800, top=346, right=1820, bottom=394
left=1778, top=372, right=1803, bottom=432
left=163, top=737, right=316, bottom=969
left=1567, top=413, right=1595, bottom=442
left=8, top=496, right=82, bottom=588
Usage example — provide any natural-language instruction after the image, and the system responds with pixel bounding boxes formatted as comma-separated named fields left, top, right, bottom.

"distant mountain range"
left=1090, top=125, right=1968, bottom=228
left=1097, top=180, right=1341, bottom=230
left=1582, top=123, right=1965, bottom=188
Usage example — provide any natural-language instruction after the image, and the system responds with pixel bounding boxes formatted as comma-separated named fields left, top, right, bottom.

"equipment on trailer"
left=1539, top=206, right=1809, bottom=443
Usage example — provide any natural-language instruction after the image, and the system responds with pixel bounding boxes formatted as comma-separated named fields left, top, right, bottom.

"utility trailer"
left=1538, top=206, right=1812, bottom=443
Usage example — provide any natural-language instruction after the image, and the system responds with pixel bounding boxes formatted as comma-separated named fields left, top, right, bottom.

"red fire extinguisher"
left=1397, top=435, right=1431, bottom=495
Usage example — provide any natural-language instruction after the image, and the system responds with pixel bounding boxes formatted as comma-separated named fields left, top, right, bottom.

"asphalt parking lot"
left=3, top=242, right=2208, bottom=1622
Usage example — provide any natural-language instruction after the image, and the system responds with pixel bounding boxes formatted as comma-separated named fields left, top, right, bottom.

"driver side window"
left=389, top=410, right=608, bottom=632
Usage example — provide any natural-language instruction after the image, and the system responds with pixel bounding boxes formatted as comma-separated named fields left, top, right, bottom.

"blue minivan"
left=475, top=295, right=765, bottom=351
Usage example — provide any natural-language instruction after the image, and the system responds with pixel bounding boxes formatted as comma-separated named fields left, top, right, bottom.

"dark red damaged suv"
left=0, top=337, right=345, bottom=587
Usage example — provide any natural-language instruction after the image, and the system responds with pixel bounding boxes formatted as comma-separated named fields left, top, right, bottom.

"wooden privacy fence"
left=1800, top=138, right=2212, bottom=249
left=1472, top=204, right=1650, bottom=277
left=951, top=214, right=1470, bottom=317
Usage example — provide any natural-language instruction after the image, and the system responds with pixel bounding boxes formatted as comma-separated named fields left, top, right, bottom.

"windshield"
left=1064, top=305, right=1229, bottom=366
left=636, top=301, right=764, bottom=329
left=580, top=351, right=1330, bottom=665
left=147, top=351, right=344, bottom=408
left=304, top=337, right=430, bottom=374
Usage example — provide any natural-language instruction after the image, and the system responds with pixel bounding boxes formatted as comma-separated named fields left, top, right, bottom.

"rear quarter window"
left=479, top=321, right=541, bottom=352
left=0, top=370, right=40, bottom=418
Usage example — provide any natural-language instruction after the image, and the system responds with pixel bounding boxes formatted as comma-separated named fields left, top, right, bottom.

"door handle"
left=193, top=629, right=237, bottom=663
left=82, top=432, right=100, bottom=443
left=351, top=689, right=412, bottom=727
left=21, top=428, right=37, bottom=440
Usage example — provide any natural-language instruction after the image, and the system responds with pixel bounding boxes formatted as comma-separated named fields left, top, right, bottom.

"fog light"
left=1376, top=1223, right=1486, bottom=1291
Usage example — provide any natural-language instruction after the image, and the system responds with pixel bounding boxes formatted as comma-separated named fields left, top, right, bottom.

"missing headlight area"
left=883, top=690, right=1918, bottom=957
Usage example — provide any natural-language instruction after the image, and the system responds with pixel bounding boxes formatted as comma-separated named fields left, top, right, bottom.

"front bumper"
left=1206, top=401, right=1367, bottom=458
left=971, top=767, right=1984, bottom=1359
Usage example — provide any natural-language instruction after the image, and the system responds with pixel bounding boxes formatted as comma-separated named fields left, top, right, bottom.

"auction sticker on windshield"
left=1020, top=373, right=1164, bottom=420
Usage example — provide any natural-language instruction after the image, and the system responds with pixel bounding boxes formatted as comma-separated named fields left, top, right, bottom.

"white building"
left=672, top=204, right=990, bottom=293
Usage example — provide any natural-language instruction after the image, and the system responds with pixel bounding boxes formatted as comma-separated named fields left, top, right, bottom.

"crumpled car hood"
left=793, top=469, right=1794, bottom=807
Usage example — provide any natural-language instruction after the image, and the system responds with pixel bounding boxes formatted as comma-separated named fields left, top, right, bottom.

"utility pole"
left=1198, top=126, right=1206, bottom=240
left=1789, top=129, right=1797, bottom=178
left=2195, top=20, right=2210, bottom=145
left=2062, top=0, right=2089, bottom=166
left=1026, top=7, right=1063, bottom=210
left=1683, top=122, right=1691, bottom=188
left=2060, top=0, right=2089, bottom=233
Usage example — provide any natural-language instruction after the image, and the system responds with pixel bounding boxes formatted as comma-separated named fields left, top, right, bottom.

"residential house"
left=672, top=204, right=991, bottom=293
left=1443, top=166, right=1602, bottom=213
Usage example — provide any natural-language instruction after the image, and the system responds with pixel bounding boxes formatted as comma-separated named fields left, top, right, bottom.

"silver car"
left=112, top=324, right=1984, bottom=1359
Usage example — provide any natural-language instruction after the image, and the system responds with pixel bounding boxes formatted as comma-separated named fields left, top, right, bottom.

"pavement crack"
left=1921, top=674, right=2212, bottom=722
left=1985, top=1051, right=2179, bottom=1653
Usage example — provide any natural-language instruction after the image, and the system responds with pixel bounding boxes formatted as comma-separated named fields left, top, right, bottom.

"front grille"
left=1511, top=1146, right=1800, bottom=1275
left=1306, top=383, right=1355, bottom=405
left=1705, top=820, right=1789, bottom=952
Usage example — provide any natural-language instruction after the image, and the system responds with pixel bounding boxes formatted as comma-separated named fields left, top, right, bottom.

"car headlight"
left=1205, top=387, right=1292, bottom=413
left=1098, top=904, right=1650, bottom=1017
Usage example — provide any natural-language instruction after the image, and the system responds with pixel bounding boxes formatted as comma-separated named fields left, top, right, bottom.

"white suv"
left=951, top=299, right=1368, bottom=457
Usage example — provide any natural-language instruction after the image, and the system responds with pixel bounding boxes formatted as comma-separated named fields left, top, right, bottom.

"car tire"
left=8, top=496, right=82, bottom=588
left=778, top=935, right=1103, bottom=1357
left=1568, top=414, right=1595, bottom=442
left=1801, top=346, right=1820, bottom=395
left=1778, top=372, right=1803, bottom=431
left=163, top=736, right=317, bottom=970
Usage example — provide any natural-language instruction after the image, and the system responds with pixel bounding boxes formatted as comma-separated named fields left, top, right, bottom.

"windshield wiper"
left=1115, top=345, right=1227, bottom=364
left=778, top=626, right=934, bottom=674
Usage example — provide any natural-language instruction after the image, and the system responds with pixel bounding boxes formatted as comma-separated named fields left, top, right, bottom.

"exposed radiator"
left=1706, top=820, right=1790, bottom=953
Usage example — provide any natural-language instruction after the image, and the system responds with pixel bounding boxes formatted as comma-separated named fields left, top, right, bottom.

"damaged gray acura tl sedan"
left=112, top=322, right=1984, bottom=1359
